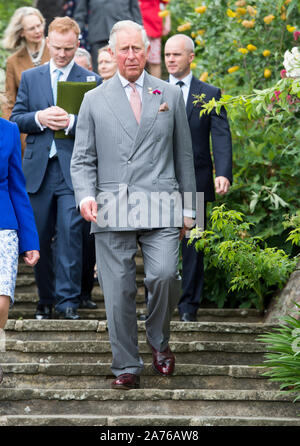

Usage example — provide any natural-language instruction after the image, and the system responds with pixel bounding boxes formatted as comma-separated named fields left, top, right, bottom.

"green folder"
left=55, top=81, right=97, bottom=139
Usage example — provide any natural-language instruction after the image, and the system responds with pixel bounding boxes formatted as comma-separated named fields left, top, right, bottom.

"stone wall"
left=264, top=261, right=300, bottom=323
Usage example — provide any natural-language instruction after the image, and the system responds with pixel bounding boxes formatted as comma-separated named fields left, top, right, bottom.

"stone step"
left=3, top=339, right=266, bottom=355
left=1, top=339, right=266, bottom=365
left=5, top=320, right=274, bottom=343
left=1, top=414, right=300, bottom=426
left=0, top=389, right=299, bottom=418
left=8, top=308, right=264, bottom=322
left=0, top=363, right=276, bottom=391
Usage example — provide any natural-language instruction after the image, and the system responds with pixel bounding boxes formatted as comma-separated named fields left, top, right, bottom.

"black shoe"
left=54, top=307, right=80, bottom=320
left=0, top=365, right=3, bottom=384
left=35, top=304, right=52, bottom=320
left=180, top=312, right=197, bottom=322
left=79, top=299, right=98, bottom=309
left=139, top=314, right=148, bottom=321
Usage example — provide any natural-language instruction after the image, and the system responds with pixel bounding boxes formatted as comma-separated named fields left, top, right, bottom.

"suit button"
left=127, top=160, right=131, bottom=164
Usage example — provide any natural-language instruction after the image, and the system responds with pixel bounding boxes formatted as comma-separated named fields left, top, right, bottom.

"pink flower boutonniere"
left=148, top=87, right=162, bottom=95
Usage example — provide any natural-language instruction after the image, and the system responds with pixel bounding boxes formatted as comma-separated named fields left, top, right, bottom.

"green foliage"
left=258, top=305, right=300, bottom=401
left=167, top=0, right=300, bottom=308
left=190, top=205, right=297, bottom=310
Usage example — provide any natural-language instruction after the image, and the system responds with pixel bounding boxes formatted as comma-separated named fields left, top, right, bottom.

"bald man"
left=165, top=34, right=233, bottom=321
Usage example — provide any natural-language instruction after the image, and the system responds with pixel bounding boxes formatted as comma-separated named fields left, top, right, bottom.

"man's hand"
left=180, top=216, right=195, bottom=240
left=23, top=250, right=40, bottom=267
left=80, top=200, right=98, bottom=223
left=215, top=176, right=230, bottom=195
left=37, top=106, right=70, bottom=131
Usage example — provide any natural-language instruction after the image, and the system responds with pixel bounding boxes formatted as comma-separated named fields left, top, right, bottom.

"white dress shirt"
left=35, top=58, right=76, bottom=132
left=118, top=70, right=144, bottom=103
left=169, top=72, right=193, bottom=105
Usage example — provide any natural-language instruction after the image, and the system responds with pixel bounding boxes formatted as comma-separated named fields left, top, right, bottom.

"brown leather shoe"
left=147, top=340, right=175, bottom=376
left=111, top=373, right=140, bottom=390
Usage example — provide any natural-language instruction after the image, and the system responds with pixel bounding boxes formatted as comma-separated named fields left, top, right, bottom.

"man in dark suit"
left=74, top=0, right=142, bottom=72
left=11, top=17, right=101, bottom=320
left=165, top=34, right=232, bottom=322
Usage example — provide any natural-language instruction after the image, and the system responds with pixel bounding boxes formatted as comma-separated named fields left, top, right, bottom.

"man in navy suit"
left=165, top=34, right=232, bottom=322
left=11, top=17, right=101, bottom=320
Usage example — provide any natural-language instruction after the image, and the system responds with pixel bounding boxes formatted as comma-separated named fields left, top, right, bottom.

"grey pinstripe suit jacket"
left=71, top=71, right=196, bottom=232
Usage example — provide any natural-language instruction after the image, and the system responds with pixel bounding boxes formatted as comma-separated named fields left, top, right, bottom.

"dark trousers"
left=178, top=202, right=207, bottom=315
left=29, top=158, right=84, bottom=311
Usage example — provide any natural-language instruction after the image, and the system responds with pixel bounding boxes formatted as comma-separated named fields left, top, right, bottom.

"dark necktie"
left=176, top=80, right=185, bottom=88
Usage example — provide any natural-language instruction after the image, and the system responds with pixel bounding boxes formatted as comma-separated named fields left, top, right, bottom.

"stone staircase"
left=1, top=258, right=300, bottom=426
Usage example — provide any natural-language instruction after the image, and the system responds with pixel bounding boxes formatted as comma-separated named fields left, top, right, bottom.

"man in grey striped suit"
left=71, top=20, right=196, bottom=389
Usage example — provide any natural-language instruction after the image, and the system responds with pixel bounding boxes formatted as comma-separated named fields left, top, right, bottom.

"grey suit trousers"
left=94, top=227, right=181, bottom=377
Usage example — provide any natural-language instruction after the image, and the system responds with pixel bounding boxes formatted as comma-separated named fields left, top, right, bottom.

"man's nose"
left=127, top=47, right=135, bottom=58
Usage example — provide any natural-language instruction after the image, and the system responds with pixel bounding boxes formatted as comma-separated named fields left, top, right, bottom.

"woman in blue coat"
left=0, top=115, right=40, bottom=383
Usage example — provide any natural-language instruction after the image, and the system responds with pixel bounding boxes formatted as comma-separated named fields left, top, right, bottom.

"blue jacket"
left=10, top=62, right=101, bottom=193
left=0, top=118, right=39, bottom=253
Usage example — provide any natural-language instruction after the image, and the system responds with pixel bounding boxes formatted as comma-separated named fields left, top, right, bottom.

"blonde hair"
left=98, top=45, right=110, bottom=56
left=48, top=16, right=80, bottom=38
left=2, top=7, right=45, bottom=50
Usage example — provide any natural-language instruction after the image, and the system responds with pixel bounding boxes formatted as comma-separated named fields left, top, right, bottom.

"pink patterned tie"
left=129, top=82, right=142, bottom=124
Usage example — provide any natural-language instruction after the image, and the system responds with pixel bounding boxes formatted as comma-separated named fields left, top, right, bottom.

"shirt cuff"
left=80, top=196, right=96, bottom=210
left=35, top=111, right=46, bottom=131
left=65, top=114, right=75, bottom=135
left=183, top=209, right=196, bottom=219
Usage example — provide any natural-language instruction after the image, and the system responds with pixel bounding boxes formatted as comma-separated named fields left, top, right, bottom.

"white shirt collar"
left=49, top=58, right=75, bottom=77
left=169, top=72, right=193, bottom=88
left=118, top=70, right=145, bottom=88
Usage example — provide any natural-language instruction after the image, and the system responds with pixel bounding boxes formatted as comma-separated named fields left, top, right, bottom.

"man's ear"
left=189, top=52, right=195, bottom=64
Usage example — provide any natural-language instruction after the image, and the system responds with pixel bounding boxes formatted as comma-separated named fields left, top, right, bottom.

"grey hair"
left=108, top=20, right=149, bottom=53
left=2, top=7, right=45, bottom=50
left=167, top=34, right=195, bottom=53
left=75, top=47, right=92, bottom=66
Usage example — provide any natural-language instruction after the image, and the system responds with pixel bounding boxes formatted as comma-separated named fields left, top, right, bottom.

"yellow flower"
left=228, top=65, right=239, bottom=73
left=190, top=62, right=197, bottom=70
left=247, top=44, right=257, bottom=51
left=246, top=6, right=257, bottom=17
left=281, top=12, right=287, bottom=20
left=177, top=23, right=191, bottom=32
left=236, top=7, right=247, bottom=16
left=235, top=0, right=246, bottom=6
left=287, top=25, right=296, bottom=32
left=195, top=5, right=207, bottom=14
left=238, top=47, right=249, bottom=54
left=263, top=15, right=275, bottom=25
left=197, top=29, right=205, bottom=35
left=191, top=32, right=196, bottom=38
left=264, top=68, right=272, bottom=78
left=262, top=50, right=271, bottom=57
left=227, top=9, right=237, bottom=18
left=158, top=10, right=170, bottom=18
left=199, top=72, right=208, bottom=82
left=242, top=19, right=255, bottom=28
left=195, top=39, right=205, bottom=46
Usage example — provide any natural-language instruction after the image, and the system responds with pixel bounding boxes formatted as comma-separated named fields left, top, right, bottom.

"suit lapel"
left=103, top=73, right=139, bottom=141
left=129, top=72, right=162, bottom=159
left=39, top=63, right=53, bottom=107
left=186, top=76, right=201, bottom=120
